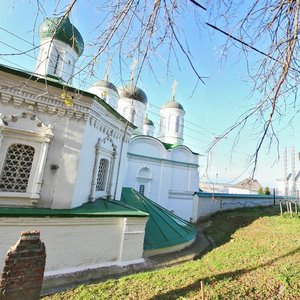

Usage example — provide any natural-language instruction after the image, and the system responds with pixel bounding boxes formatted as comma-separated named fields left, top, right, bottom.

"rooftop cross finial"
left=171, top=79, right=178, bottom=101
left=104, top=58, right=112, bottom=81
left=65, top=0, right=76, bottom=18
left=130, top=58, right=138, bottom=83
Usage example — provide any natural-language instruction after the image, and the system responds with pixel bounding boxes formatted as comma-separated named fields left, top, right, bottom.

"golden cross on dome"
left=171, top=79, right=178, bottom=101
left=104, top=58, right=112, bottom=81
left=130, top=58, right=138, bottom=82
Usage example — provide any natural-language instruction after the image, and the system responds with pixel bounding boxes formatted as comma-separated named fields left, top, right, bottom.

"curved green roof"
left=0, top=198, right=148, bottom=218
left=121, top=188, right=196, bottom=251
left=118, top=85, right=148, bottom=104
left=39, top=16, right=84, bottom=56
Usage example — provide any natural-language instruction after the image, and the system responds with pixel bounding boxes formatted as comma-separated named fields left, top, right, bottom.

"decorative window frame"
left=0, top=111, right=53, bottom=206
left=95, top=158, right=109, bottom=192
left=136, top=166, right=152, bottom=198
left=89, top=136, right=117, bottom=201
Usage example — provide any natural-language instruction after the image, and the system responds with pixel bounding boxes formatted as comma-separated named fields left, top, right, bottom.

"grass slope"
left=45, top=206, right=300, bottom=299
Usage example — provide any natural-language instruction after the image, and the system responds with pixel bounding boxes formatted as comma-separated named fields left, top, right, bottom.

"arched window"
left=0, top=144, right=35, bottom=193
left=96, top=158, right=109, bottom=191
left=175, top=116, right=180, bottom=132
left=169, top=115, right=177, bottom=131
left=130, top=110, right=136, bottom=124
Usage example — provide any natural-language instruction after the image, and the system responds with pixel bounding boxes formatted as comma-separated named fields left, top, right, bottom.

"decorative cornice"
left=127, top=152, right=199, bottom=168
left=0, top=85, right=133, bottom=143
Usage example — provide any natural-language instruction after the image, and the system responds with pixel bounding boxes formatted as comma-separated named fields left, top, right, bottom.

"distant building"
left=200, top=178, right=263, bottom=195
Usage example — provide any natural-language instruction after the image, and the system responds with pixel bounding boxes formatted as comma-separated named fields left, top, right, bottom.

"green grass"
left=45, top=206, right=300, bottom=299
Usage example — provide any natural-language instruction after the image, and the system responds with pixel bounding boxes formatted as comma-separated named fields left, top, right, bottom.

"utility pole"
left=284, top=147, right=288, bottom=197
left=291, top=147, right=296, bottom=198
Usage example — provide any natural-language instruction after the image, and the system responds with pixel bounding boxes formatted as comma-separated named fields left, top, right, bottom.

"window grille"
left=96, top=158, right=109, bottom=191
left=139, top=184, right=145, bottom=195
left=53, top=53, right=61, bottom=74
left=0, top=144, right=35, bottom=192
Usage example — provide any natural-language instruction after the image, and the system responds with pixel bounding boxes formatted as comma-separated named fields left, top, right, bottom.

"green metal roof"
left=120, top=188, right=196, bottom=251
left=39, top=16, right=84, bottom=56
left=162, top=142, right=181, bottom=150
left=0, top=198, right=148, bottom=218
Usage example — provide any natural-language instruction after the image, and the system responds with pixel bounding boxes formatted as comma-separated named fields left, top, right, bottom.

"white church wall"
left=0, top=72, right=88, bottom=209
left=49, top=117, right=86, bottom=209
left=128, top=137, right=166, bottom=158
left=171, top=147, right=193, bottom=163
left=72, top=115, right=132, bottom=206
left=88, top=86, right=119, bottom=110
left=170, top=165, right=189, bottom=190
left=125, top=135, right=199, bottom=220
left=0, top=216, right=147, bottom=276
left=35, top=39, right=78, bottom=83
left=117, top=98, right=146, bottom=132
left=0, top=70, right=133, bottom=209
left=168, top=191, right=195, bottom=221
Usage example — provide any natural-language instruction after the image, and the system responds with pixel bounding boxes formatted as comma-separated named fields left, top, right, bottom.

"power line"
left=0, top=26, right=35, bottom=46
left=206, top=22, right=300, bottom=73
left=0, top=27, right=251, bottom=156
left=0, top=29, right=216, bottom=138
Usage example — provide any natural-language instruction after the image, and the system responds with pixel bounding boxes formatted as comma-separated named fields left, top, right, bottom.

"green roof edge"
left=0, top=198, right=148, bottom=218
left=131, top=134, right=199, bottom=155
left=120, top=187, right=197, bottom=251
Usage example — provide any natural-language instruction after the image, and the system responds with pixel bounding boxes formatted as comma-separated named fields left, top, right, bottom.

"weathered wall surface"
left=192, top=192, right=280, bottom=222
left=0, top=231, right=46, bottom=300
left=0, top=217, right=147, bottom=277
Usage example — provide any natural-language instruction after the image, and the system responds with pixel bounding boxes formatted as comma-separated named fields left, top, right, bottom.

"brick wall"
left=0, top=231, right=46, bottom=300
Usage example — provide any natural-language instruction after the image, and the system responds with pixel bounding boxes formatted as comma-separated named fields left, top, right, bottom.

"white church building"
left=0, top=13, right=199, bottom=280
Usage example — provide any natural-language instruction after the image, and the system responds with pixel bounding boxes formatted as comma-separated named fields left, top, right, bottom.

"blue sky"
left=1, top=0, right=299, bottom=188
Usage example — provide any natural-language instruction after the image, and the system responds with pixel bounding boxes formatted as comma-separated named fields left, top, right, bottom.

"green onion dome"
left=118, top=85, right=148, bottom=104
left=92, top=80, right=119, bottom=94
left=39, top=16, right=84, bottom=56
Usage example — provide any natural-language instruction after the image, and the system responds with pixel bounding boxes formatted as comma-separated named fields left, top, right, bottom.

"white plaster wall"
left=35, top=39, right=78, bottom=83
left=0, top=87, right=85, bottom=209
left=158, top=107, right=185, bottom=145
left=125, top=136, right=199, bottom=220
left=0, top=216, right=147, bottom=275
left=0, top=71, right=133, bottom=209
left=192, top=193, right=276, bottom=222
left=50, top=117, right=86, bottom=209
left=143, top=124, right=155, bottom=136
left=129, top=138, right=166, bottom=158
left=88, top=86, right=119, bottom=110
left=168, top=191, right=195, bottom=221
left=117, top=98, right=146, bottom=132
left=73, top=118, right=131, bottom=206
left=125, top=157, right=167, bottom=206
